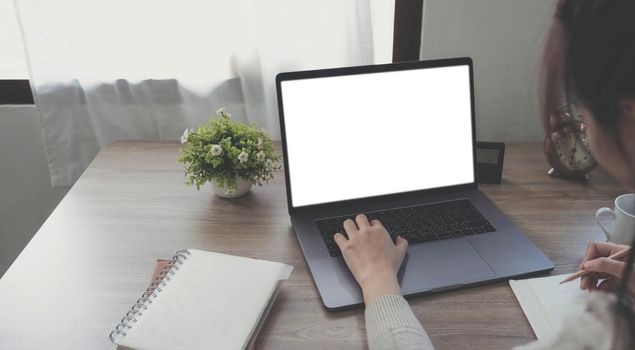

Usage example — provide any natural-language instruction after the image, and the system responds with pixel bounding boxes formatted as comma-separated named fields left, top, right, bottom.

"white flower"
left=180, top=128, right=192, bottom=144
left=210, top=144, right=222, bottom=156
left=257, top=137, right=264, bottom=150
left=216, top=107, right=231, bottom=118
left=265, top=159, right=274, bottom=169
left=257, top=151, right=265, bottom=161
left=238, top=151, right=249, bottom=163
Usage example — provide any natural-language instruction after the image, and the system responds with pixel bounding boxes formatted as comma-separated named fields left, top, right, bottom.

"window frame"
left=392, top=0, right=424, bottom=63
left=0, top=80, right=34, bottom=104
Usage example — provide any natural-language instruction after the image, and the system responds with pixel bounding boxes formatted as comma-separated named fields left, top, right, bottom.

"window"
left=0, top=0, right=34, bottom=103
left=0, top=0, right=420, bottom=105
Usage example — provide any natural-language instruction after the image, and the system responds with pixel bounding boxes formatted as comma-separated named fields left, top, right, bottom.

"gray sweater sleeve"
left=365, top=294, right=435, bottom=350
left=364, top=292, right=616, bottom=350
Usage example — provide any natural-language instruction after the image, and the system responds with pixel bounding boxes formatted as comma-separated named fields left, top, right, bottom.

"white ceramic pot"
left=212, top=178, right=252, bottom=199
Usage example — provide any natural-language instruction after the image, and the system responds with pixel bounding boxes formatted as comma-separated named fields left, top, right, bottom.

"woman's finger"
left=583, top=257, right=626, bottom=278
left=580, top=241, right=612, bottom=268
left=580, top=241, right=627, bottom=268
left=580, top=274, right=593, bottom=290
left=355, top=214, right=370, bottom=230
left=333, top=232, right=348, bottom=249
left=395, top=236, right=409, bottom=255
left=370, top=219, right=384, bottom=227
left=343, top=219, right=358, bottom=238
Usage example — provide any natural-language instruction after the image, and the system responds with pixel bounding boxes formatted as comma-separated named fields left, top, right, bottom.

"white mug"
left=595, top=193, right=635, bottom=245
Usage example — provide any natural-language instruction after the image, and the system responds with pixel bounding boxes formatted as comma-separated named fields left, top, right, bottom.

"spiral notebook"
left=509, top=273, right=589, bottom=339
left=110, top=249, right=293, bottom=350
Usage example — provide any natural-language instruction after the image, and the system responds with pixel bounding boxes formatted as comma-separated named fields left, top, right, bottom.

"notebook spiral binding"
left=109, top=249, right=191, bottom=343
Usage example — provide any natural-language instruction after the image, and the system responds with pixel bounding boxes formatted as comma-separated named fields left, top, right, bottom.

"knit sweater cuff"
left=365, top=294, right=424, bottom=337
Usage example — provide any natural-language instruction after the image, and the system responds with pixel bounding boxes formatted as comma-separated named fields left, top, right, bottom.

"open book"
left=509, top=274, right=589, bottom=339
left=110, top=249, right=293, bottom=350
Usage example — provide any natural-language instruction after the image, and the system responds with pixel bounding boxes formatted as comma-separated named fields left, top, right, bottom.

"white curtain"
left=14, top=0, right=381, bottom=187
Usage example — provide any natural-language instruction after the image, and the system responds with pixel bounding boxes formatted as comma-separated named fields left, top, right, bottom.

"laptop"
left=275, top=57, right=554, bottom=310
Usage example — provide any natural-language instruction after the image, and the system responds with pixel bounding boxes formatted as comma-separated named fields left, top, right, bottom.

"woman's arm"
left=334, top=214, right=434, bottom=350
left=365, top=294, right=433, bottom=349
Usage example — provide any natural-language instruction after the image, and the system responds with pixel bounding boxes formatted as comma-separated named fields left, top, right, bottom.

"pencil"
left=559, top=247, right=631, bottom=285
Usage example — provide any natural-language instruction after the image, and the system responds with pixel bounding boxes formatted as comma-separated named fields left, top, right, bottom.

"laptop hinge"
left=289, top=183, right=478, bottom=216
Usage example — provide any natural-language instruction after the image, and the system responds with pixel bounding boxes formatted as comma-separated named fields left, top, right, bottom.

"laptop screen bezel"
left=275, top=57, right=478, bottom=215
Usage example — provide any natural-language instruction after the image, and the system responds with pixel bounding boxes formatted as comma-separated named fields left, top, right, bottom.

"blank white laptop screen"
left=280, top=65, right=474, bottom=208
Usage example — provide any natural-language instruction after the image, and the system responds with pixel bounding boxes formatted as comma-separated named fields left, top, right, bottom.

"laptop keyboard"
left=315, top=199, right=496, bottom=257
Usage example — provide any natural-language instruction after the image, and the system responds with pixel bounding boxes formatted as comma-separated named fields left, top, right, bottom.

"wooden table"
left=0, top=142, right=623, bottom=350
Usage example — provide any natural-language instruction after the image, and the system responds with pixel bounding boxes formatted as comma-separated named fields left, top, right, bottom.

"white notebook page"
left=510, top=274, right=588, bottom=339
left=117, top=249, right=293, bottom=350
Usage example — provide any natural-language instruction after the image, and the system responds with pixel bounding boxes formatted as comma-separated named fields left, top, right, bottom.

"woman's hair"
left=541, top=0, right=635, bottom=131
left=541, top=1, right=635, bottom=348
left=613, top=234, right=635, bottom=349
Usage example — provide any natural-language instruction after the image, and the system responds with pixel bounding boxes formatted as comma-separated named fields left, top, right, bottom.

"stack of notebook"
left=110, top=249, right=293, bottom=350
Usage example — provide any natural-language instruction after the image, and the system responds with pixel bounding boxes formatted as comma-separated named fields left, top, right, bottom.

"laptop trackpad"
left=400, top=238, right=496, bottom=294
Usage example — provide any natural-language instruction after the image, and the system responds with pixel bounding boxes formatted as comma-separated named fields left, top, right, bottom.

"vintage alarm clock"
left=544, top=104, right=597, bottom=180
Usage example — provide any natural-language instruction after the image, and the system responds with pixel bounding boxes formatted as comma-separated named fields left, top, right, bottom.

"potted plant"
left=178, top=108, right=281, bottom=198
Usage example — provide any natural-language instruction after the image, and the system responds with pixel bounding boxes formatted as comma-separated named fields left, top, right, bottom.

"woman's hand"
left=334, top=214, right=409, bottom=304
left=579, top=241, right=635, bottom=296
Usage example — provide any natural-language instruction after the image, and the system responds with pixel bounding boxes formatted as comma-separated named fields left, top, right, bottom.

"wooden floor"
left=0, top=142, right=623, bottom=350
